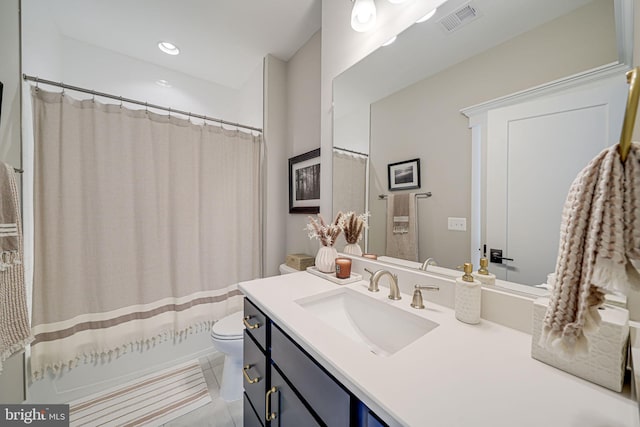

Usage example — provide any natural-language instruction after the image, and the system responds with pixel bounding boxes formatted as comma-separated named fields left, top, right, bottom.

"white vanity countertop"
left=239, top=272, right=638, bottom=427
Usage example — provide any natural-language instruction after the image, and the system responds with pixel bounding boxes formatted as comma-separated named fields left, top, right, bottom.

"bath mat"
left=69, top=360, right=211, bottom=426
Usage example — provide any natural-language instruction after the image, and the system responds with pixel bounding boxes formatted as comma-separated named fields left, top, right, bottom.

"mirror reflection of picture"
left=388, top=158, right=420, bottom=191
left=289, top=148, right=321, bottom=213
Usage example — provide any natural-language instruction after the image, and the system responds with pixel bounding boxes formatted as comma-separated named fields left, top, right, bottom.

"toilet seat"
left=211, top=311, right=244, bottom=340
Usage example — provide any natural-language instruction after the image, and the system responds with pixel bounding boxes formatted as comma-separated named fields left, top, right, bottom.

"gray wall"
left=284, top=31, right=324, bottom=261
left=367, top=0, right=616, bottom=269
left=264, top=54, right=289, bottom=276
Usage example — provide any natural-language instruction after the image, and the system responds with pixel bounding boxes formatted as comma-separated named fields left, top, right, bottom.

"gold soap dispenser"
left=473, top=257, right=496, bottom=286
left=455, top=262, right=482, bottom=324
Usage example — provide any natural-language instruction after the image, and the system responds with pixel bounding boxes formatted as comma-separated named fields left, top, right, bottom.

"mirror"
left=332, top=0, right=631, bottom=285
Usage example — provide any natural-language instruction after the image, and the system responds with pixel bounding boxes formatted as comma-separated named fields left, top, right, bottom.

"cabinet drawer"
left=271, top=325, right=350, bottom=427
left=243, top=392, right=264, bottom=427
left=244, top=331, right=267, bottom=422
left=244, top=298, right=267, bottom=351
left=270, top=365, right=321, bottom=427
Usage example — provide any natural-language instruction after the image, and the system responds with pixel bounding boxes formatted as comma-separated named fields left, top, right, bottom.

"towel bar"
left=378, top=192, right=431, bottom=199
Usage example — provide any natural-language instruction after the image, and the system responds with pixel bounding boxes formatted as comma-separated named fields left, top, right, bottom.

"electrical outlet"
left=448, top=217, right=466, bottom=231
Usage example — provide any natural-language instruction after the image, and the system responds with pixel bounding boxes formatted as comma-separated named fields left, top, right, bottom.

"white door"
left=485, top=76, right=627, bottom=285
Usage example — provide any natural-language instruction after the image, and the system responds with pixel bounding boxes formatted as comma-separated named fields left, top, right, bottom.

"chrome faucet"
left=420, top=257, right=438, bottom=271
left=365, top=268, right=401, bottom=300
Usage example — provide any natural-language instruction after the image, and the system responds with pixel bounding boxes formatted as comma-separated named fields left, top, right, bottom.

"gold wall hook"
left=619, top=67, right=640, bottom=162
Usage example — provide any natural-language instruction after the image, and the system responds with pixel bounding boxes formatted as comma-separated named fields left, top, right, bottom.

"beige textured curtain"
left=332, top=149, right=367, bottom=249
left=332, top=150, right=367, bottom=214
left=30, top=88, right=261, bottom=378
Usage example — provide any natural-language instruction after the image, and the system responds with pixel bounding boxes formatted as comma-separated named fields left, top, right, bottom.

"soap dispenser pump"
left=455, top=262, right=481, bottom=324
left=473, top=257, right=496, bottom=286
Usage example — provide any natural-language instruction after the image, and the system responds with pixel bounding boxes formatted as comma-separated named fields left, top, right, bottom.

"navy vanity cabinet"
left=244, top=330, right=267, bottom=425
left=268, top=365, right=322, bottom=427
left=271, top=324, right=351, bottom=427
left=243, top=298, right=269, bottom=426
left=243, top=297, right=389, bottom=427
left=244, top=298, right=267, bottom=351
left=243, top=394, right=263, bottom=427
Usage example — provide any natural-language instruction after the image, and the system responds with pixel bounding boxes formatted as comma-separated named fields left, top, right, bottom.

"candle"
left=335, top=257, right=352, bottom=279
left=362, top=253, right=378, bottom=260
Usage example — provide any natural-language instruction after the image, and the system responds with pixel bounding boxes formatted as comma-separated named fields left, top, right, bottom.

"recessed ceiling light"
left=156, top=79, right=172, bottom=88
left=416, top=8, right=437, bottom=23
left=382, top=36, right=397, bottom=47
left=158, top=41, right=180, bottom=55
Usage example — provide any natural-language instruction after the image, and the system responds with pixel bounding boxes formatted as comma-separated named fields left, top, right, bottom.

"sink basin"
left=296, top=288, right=438, bottom=356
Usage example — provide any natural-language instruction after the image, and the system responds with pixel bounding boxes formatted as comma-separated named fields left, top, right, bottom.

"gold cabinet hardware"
left=243, top=315, right=261, bottom=330
left=242, top=365, right=261, bottom=384
left=265, top=386, right=278, bottom=421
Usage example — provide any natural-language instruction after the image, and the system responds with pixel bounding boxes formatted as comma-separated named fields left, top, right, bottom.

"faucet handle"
left=410, top=284, right=440, bottom=309
left=363, top=268, right=380, bottom=292
left=415, top=284, right=439, bottom=291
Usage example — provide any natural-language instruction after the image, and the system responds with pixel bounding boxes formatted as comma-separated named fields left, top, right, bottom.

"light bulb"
left=158, top=41, right=180, bottom=55
left=387, top=0, right=409, bottom=3
left=351, top=0, right=377, bottom=32
left=416, top=8, right=437, bottom=23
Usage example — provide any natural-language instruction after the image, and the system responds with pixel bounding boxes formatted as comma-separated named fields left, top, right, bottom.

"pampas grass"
left=306, top=213, right=344, bottom=247
left=342, top=211, right=368, bottom=244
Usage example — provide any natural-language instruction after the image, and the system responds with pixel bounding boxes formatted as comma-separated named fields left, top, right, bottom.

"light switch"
left=448, top=217, right=467, bottom=231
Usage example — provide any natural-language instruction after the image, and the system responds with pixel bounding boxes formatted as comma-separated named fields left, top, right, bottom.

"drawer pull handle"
left=265, top=386, right=278, bottom=421
left=242, top=365, right=261, bottom=384
left=243, top=315, right=261, bottom=330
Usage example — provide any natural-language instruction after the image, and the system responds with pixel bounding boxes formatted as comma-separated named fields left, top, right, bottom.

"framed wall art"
left=388, top=158, right=420, bottom=191
left=289, top=148, right=321, bottom=214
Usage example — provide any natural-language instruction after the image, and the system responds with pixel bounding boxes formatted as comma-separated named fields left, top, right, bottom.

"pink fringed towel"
left=0, top=163, right=33, bottom=372
left=541, top=142, right=640, bottom=358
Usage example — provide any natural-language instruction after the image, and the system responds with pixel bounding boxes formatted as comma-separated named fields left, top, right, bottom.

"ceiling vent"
left=438, top=2, right=481, bottom=33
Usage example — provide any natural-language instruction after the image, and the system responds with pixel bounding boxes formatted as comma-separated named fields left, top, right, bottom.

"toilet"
left=210, top=311, right=244, bottom=401
left=211, top=263, right=297, bottom=401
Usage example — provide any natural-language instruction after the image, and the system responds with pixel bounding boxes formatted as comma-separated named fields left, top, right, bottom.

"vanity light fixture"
left=158, top=41, right=180, bottom=55
left=155, top=79, right=172, bottom=88
left=382, top=35, right=397, bottom=46
left=351, top=0, right=377, bottom=32
left=416, top=8, right=437, bottom=23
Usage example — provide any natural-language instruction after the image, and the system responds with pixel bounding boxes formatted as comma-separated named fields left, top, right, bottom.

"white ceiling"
left=43, top=0, right=322, bottom=89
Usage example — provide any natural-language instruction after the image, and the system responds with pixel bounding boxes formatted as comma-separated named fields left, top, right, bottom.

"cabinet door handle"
left=243, top=315, right=261, bottom=330
left=242, top=365, right=261, bottom=384
left=265, top=386, right=278, bottom=421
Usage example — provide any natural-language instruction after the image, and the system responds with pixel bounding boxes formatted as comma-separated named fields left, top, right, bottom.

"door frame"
left=462, top=62, right=631, bottom=274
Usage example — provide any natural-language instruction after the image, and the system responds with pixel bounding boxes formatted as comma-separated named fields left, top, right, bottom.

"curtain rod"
left=23, top=74, right=263, bottom=134
left=333, top=146, right=369, bottom=157
left=378, top=192, right=432, bottom=199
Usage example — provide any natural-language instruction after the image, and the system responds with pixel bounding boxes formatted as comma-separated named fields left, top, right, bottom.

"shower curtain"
left=332, top=149, right=367, bottom=214
left=29, top=88, right=261, bottom=378
left=332, top=149, right=368, bottom=248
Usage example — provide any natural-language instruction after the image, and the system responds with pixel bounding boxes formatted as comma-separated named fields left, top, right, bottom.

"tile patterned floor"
left=162, top=352, right=243, bottom=427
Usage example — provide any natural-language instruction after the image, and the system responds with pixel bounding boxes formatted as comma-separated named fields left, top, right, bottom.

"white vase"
left=343, top=243, right=363, bottom=256
left=315, top=246, right=338, bottom=273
